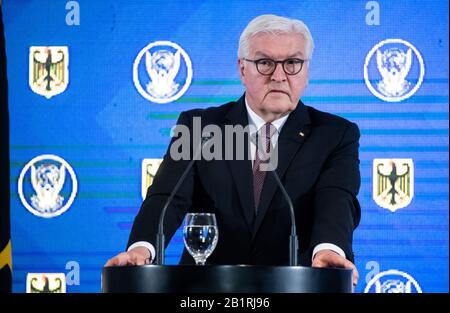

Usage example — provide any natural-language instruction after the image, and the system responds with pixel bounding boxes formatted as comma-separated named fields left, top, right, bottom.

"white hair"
left=238, top=14, right=314, bottom=60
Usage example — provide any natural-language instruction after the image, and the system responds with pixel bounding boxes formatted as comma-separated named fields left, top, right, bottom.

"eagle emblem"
left=373, top=159, right=414, bottom=212
left=29, top=46, right=69, bottom=98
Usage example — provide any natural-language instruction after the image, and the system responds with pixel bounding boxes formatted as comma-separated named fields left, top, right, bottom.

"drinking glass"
left=183, top=213, right=218, bottom=265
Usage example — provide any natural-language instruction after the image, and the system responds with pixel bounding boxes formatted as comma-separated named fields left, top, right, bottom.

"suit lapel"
left=252, top=102, right=311, bottom=239
left=224, top=96, right=255, bottom=232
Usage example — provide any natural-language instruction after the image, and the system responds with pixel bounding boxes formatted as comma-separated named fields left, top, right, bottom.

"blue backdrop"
left=3, top=0, right=448, bottom=292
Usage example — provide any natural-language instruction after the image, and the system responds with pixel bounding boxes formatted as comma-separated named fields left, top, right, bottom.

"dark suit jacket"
left=128, top=95, right=361, bottom=266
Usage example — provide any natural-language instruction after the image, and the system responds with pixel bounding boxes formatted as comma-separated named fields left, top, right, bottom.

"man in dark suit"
left=106, top=14, right=361, bottom=285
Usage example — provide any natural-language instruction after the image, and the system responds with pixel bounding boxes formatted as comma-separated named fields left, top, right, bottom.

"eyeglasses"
left=243, top=58, right=305, bottom=76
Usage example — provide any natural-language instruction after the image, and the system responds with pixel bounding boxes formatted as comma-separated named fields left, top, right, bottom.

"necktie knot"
left=263, top=122, right=276, bottom=140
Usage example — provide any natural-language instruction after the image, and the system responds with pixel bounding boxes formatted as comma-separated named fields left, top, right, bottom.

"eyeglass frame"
left=243, top=57, right=306, bottom=76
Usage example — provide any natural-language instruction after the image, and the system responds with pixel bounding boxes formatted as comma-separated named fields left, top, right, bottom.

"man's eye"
left=286, top=59, right=300, bottom=65
left=258, top=60, right=272, bottom=66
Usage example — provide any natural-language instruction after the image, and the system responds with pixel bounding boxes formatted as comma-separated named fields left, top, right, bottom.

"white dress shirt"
left=128, top=99, right=346, bottom=262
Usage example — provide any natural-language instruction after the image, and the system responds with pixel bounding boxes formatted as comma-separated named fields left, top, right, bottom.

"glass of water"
left=183, top=213, right=218, bottom=265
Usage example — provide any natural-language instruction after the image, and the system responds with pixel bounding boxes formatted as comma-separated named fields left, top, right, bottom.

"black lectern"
left=102, top=265, right=353, bottom=293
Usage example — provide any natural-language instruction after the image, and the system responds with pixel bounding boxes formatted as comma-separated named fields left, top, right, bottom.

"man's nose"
left=270, top=63, right=287, bottom=82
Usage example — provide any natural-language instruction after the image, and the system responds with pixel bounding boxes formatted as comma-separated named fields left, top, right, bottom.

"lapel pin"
left=299, top=131, right=305, bottom=137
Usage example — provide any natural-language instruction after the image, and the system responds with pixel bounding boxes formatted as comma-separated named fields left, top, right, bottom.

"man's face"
left=238, top=32, right=309, bottom=118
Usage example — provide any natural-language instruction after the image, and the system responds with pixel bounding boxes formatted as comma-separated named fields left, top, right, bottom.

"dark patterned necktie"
left=252, top=122, right=276, bottom=212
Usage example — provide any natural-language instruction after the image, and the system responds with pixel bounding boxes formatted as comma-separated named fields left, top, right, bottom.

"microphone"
left=155, top=132, right=213, bottom=265
left=251, top=133, right=298, bottom=266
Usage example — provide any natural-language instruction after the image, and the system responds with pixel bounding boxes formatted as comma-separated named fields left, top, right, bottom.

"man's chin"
left=263, top=101, right=295, bottom=115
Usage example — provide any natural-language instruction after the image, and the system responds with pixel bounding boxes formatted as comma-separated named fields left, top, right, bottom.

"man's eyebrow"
left=253, top=51, right=270, bottom=58
left=289, top=52, right=305, bottom=58
left=253, top=51, right=305, bottom=58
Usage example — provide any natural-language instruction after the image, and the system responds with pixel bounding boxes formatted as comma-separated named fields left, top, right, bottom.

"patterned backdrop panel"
left=3, top=0, right=448, bottom=292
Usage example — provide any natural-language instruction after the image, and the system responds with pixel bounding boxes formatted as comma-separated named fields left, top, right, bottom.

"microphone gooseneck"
left=155, top=134, right=212, bottom=265
left=270, top=169, right=298, bottom=266
left=251, top=132, right=298, bottom=266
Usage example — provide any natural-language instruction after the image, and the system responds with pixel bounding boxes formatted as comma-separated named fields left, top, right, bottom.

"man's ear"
left=238, top=59, right=246, bottom=85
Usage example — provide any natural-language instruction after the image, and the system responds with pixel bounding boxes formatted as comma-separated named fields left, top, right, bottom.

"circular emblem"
left=364, top=269, right=423, bottom=293
left=133, top=41, right=193, bottom=104
left=364, top=39, right=425, bottom=102
left=18, top=154, right=78, bottom=218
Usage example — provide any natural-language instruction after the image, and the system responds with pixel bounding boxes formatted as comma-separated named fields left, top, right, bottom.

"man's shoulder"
left=303, top=105, right=360, bottom=141
left=179, top=100, right=238, bottom=123
left=305, top=105, right=357, bottom=129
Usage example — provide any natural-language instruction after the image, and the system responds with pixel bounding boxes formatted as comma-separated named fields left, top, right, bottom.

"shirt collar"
left=245, top=98, right=290, bottom=135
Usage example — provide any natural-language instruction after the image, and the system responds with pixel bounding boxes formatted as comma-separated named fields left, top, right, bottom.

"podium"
left=102, top=265, right=353, bottom=293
